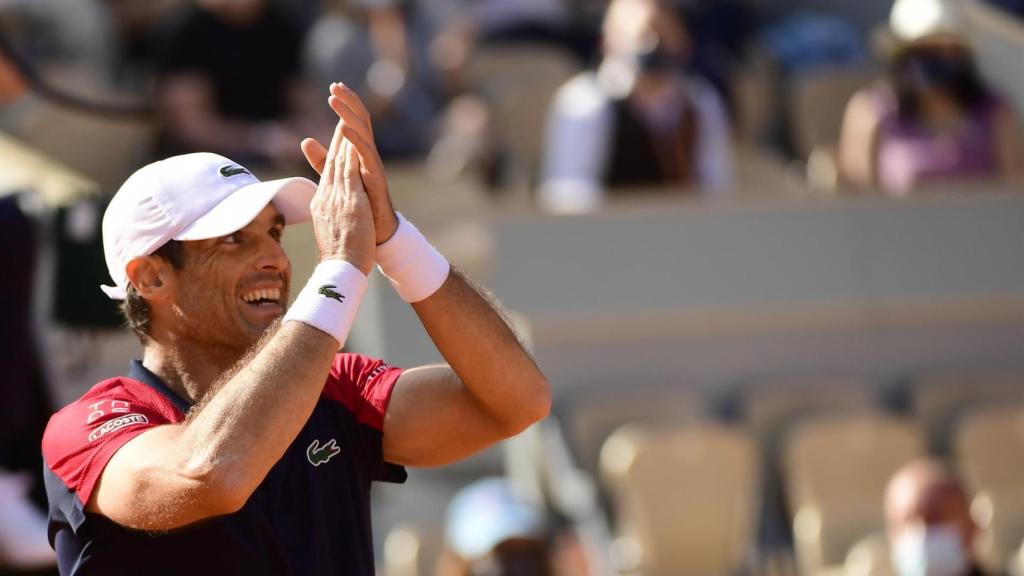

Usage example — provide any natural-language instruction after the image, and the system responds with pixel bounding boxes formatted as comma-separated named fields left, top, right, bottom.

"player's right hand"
left=309, top=121, right=375, bottom=276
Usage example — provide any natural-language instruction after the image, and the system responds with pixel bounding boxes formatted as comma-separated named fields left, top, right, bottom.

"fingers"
left=333, top=130, right=348, bottom=192
left=343, top=140, right=364, bottom=194
left=336, top=120, right=382, bottom=176
left=329, top=83, right=374, bottom=135
left=321, top=120, right=346, bottom=188
left=328, top=95, right=374, bottom=147
left=300, top=138, right=328, bottom=175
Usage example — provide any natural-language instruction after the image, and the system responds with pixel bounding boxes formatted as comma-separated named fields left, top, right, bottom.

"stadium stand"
left=599, top=421, right=760, bottom=576
left=955, top=405, right=1024, bottom=573
left=784, top=413, right=924, bottom=576
left=912, top=369, right=1024, bottom=454
left=468, top=43, right=581, bottom=192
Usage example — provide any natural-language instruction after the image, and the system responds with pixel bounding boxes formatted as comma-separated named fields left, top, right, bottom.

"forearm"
left=174, top=321, right=338, bottom=500
left=411, top=269, right=550, bottom=433
left=159, top=75, right=272, bottom=157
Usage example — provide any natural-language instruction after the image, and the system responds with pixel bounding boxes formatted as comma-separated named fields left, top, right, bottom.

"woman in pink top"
left=838, top=0, right=1021, bottom=196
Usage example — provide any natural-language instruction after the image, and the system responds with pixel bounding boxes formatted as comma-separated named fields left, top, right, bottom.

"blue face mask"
left=891, top=523, right=970, bottom=576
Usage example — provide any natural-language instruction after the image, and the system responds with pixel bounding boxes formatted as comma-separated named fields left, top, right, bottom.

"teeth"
left=242, top=288, right=281, bottom=303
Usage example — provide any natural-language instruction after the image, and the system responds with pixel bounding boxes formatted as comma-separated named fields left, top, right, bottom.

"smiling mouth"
left=241, top=288, right=283, bottom=308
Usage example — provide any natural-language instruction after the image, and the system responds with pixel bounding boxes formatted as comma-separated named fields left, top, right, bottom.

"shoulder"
left=42, top=377, right=183, bottom=506
left=42, top=377, right=181, bottom=463
left=328, top=353, right=401, bottom=385
left=551, top=72, right=611, bottom=118
left=323, top=353, right=404, bottom=430
left=685, top=76, right=728, bottom=118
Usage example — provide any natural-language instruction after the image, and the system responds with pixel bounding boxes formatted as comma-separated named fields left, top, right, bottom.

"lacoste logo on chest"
left=307, top=438, right=341, bottom=466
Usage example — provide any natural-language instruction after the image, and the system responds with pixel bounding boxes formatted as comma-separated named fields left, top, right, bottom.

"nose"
left=256, top=235, right=290, bottom=275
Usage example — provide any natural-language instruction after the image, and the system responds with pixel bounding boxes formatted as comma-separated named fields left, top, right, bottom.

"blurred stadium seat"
left=468, top=44, right=581, bottom=191
left=562, top=384, right=703, bottom=477
left=955, top=405, right=1024, bottom=573
left=784, top=413, right=924, bottom=576
left=743, top=376, right=875, bottom=452
left=842, top=532, right=895, bottom=576
left=11, top=101, right=154, bottom=191
left=600, top=421, right=760, bottom=576
left=912, top=369, right=1024, bottom=454
left=788, top=67, right=877, bottom=160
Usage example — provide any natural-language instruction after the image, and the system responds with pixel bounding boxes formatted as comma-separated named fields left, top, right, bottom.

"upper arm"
left=42, top=390, right=236, bottom=532
left=838, top=89, right=883, bottom=188
left=691, top=81, right=735, bottom=193
left=158, top=73, right=216, bottom=126
left=382, top=365, right=508, bottom=467
left=994, top=103, right=1023, bottom=178
left=87, top=424, right=239, bottom=530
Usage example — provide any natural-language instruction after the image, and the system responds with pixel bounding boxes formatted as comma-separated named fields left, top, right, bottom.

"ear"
left=125, top=255, right=176, bottom=301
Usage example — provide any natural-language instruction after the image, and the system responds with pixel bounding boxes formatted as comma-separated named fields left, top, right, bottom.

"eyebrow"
left=271, top=215, right=285, bottom=229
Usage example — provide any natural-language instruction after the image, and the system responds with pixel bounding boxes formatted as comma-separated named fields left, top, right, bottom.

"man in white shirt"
left=540, top=0, right=734, bottom=212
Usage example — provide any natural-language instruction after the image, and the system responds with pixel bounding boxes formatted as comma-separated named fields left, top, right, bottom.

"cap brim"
left=173, top=177, right=315, bottom=241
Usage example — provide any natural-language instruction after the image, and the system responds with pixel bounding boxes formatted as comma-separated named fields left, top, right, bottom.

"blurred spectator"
left=681, top=0, right=759, bottom=108
left=838, top=0, right=1022, bottom=196
left=436, top=477, right=554, bottom=576
left=0, top=0, right=117, bottom=85
left=0, top=193, right=57, bottom=571
left=539, top=0, right=734, bottom=213
left=0, top=48, right=28, bottom=105
left=304, top=0, right=441, bottom=159
left=156, top=0, right=328, bottom=169
left=885, top=458, right=991, bottom=576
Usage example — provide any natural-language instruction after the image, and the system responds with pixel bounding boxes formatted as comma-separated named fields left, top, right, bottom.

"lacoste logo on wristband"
left=219, top=165, right=251, bottom=178
left=307, top=438, right=341, bottom=466
left=317, top=284, right=346, bottom=303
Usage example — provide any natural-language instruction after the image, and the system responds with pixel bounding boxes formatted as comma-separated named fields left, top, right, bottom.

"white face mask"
left=891, top=523, right=970, bottom=576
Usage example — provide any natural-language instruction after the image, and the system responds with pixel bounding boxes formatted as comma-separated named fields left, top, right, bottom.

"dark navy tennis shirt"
left=42, top=355, right=406, bottom=575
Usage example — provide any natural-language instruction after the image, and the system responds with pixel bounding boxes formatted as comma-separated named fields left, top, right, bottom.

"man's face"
left=603, top=0, right=691, bottom=65
left=885, top=470, right=978, bottom=576
left=163, top=204, right=290, bottom=352
left=886, top=479, right=975, bottom=545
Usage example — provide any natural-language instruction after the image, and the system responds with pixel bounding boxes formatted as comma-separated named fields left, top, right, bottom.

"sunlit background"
left=1, top=0, right=1024, bottom=574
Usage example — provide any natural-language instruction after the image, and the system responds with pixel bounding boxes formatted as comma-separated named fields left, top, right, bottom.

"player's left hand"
left=300, top=83, right=399, bottom=246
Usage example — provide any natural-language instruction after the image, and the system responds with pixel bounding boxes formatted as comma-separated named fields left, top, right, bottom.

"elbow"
left=499, top=373, right=552, bottom=437
left=180, top=455, right=255, bottom=517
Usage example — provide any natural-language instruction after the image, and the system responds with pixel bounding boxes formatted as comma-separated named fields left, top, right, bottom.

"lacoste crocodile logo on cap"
left=219, top=165, right=252, bottom=178
left=318, top=284, right=345, bottom=303
left=307, top=438, right=341, bottom=467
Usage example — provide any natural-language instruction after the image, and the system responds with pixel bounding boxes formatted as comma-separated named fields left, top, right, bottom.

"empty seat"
left=843, top=533, right=895, bottom=576
left=912, top=369, right=1024, bottom=453
left=954, top=406, right=1024, bottom=570
left=600, top=421, right=760, bottom=576
left=468, top=44, right=581, bottom=188
left=744, top=376, right=875, bottom=455
left=788, top=66, right=878, bottom=159
left=564, top=385, right=702, bottom=476
left=784, top=413, right=924, bottom=576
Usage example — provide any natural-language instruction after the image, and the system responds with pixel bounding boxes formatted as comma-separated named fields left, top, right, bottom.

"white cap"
left=889, top=0, right=961, bottom=44
left=101, top=152, right=316, bottom=300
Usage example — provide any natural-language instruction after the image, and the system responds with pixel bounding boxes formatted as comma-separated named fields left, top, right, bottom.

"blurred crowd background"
left=1, top=0, right=1024, bottom=574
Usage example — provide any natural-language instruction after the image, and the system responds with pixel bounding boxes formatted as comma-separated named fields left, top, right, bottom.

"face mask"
left=903, top=53, right=974, bottom=92
left=891, top=523, right=970, bottom=576
left=632, top=46, right=686, bottom=75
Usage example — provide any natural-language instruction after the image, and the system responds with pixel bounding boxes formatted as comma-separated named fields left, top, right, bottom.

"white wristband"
left=376, top=213, right=450, bottom=303
left=283, top=260, right=368, bottom=347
